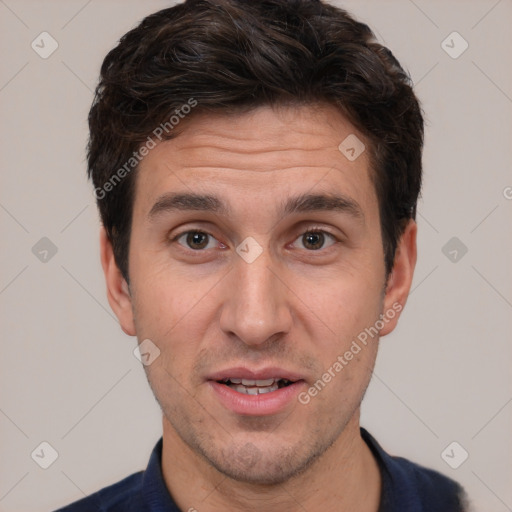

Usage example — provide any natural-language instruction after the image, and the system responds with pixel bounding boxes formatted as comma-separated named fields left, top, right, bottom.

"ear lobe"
left=379, top=220, right=417, bottom=337
left=99, top=226, right=136, bottom=336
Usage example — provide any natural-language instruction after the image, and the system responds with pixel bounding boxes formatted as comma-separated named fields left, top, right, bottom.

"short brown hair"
left=88, top=0, right=424, bottom=282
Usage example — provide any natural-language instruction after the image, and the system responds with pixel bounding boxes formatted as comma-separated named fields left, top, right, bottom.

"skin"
left=101, top=103, right=417, bottom=512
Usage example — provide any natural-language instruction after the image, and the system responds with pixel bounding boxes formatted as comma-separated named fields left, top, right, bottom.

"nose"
left=219, top=244, right=293, bottom=348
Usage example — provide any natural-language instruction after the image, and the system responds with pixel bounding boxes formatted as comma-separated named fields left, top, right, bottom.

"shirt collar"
left=140, top=438, right=181, bottom=511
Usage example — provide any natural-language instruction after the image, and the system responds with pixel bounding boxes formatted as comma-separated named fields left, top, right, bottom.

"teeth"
left=242, top=378, right=275, bottom=386
left=223, top=378, right=278, bottom=386
left=257, top=386, right=277, bottom=394
left=220, top=377, right=296, bottom=394
left=231, top=384, right=279, bottom=394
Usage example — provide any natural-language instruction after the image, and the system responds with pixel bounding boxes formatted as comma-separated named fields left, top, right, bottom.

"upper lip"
left=207, top=367, right=305, bottom=383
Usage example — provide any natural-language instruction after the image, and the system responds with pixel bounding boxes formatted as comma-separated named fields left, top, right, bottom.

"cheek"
left=129, top=258, right=204, bottom=349
left=298, top=269, right=383, bottom=404
left=133, top=278, right=207, bottom=398
left=307, top=267, right=384, bottom=342
left=305, top=283, right=381, bottom=412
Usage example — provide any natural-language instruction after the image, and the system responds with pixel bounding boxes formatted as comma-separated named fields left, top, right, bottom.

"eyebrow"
left=281, top=192, right=364, bottom=221
left=147, top=191, right=364, bottom=222
left=148, top=193, right=230, bottom=218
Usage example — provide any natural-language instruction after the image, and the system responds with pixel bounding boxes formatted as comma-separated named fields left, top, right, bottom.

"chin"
left=206, top=440, right=326, bottom=486
left=214, top=459, right=303, bottom=486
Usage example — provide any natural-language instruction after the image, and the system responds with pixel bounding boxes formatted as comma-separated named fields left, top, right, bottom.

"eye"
left=171, top=228, right=338, bottom=253
left=173, top=230, right=221, bottom=251
left=292, top=229, right=337, bottom=251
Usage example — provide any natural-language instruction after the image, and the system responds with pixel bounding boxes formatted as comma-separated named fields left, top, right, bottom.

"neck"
left=161, top=412, right=381, bottom=512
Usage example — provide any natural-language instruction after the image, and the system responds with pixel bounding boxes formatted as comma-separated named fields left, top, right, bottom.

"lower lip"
left=208, top=380, right=305, bottom=416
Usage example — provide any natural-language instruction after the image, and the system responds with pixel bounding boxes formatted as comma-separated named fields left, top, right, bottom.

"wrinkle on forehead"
left=168, top=103, right=365, bottom=158
left=134, top=103, right=375, bottom=223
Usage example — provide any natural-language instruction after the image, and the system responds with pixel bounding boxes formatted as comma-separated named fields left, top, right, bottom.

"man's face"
left=113, top=104, right=403, bottom=484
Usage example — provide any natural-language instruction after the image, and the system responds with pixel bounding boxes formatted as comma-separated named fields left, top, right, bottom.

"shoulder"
left=53, top=471, right=144, bottom=512
left=360, top=428, right=469, bottom=512
left=383, top=452, right=467, bottom=509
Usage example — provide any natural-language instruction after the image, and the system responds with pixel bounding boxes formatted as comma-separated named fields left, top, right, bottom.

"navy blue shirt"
left=55, top=428, right=467, bottom=511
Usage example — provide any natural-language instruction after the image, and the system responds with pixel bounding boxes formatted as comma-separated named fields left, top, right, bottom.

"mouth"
left=207, top=368, right=306, bottom=415
left=217, top=377, right=296, bottom=395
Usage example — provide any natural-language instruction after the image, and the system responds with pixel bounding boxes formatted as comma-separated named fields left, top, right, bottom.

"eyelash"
left=170, top=227, right=338, bottom=254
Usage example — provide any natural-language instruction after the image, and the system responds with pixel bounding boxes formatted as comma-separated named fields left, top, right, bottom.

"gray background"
left=1, top=0, right=511, bottom=510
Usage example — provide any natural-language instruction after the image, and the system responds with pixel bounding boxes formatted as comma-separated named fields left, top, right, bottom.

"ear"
left=99, top=226, right=136, bottom=336
left=379, top=219, right=417, bottom=337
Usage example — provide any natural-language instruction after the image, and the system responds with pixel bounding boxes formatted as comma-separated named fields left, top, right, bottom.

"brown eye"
left=303, top=232, right=324, bottom=250
left=293, top=230, right=336, bottom=251
left=176, top=230, right=216, bottom=250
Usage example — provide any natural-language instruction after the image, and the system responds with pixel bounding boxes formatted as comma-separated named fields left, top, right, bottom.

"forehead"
left=133, top=104, right=377, bottom=222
